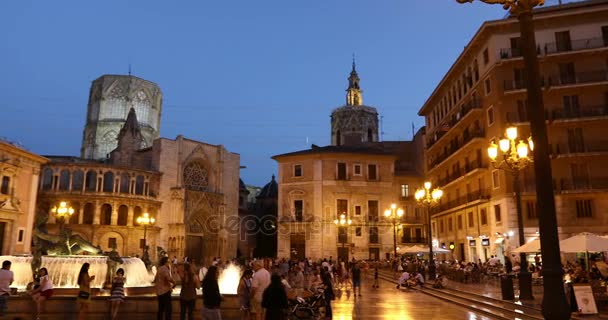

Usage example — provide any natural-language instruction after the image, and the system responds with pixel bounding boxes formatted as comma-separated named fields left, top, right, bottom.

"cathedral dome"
left=257, top=175, right=278, bottom=199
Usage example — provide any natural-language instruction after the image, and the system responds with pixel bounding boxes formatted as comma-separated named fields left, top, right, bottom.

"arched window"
left=100, top=204, right=112, bottom=225
left=85, top=170, right=97, bottom=192
left=103, top=172, right=114, bottom=193
left=336, top=130, right=341, bottom=146
left=69, top=203, right=80, bottom=224
left=83, top=203, right=94, bottom=224
left=72, top=170, right=84, bottom=191
left=59, top=170, right=70, bottom=191
left=120, top=173, right=130, bottom=193
left=135, top=175, right=144, bottom=195
left=117, top=205, right=128, bottom=226
left=183, top=162, right=208, bottom=192
left=133, top=206, right=142, bottom=226
left=41, top=168, right=53, bottom=191
left=367, top=128, right=373, bottom=142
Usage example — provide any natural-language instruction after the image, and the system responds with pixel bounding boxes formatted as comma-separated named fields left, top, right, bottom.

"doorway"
left=290, top=234, right=305, bottom=260
left=186, top=235, right=204, bottom=265
left=459, top=243, right=465, bottom=262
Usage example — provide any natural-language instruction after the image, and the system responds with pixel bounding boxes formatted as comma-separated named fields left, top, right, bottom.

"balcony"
left=400, top=237, right=427, bottom=244
left=551, top=106, right=608, bottom=121
left=503, top=78, right=546, bottom=92
left=550, top=140, right=608, bottom=157
left=547, top=70, right=608, bottom=87
left=430, top=189, right=491, bottom=215
left=428, top=129, right=485, bottom=170
left=499, top=36, right=608, bottom=61
left=543, top=37, right=608, bottom=55
left=558, top=178, right=608, bottom=192
left=427, top=98, right=483, bottom=149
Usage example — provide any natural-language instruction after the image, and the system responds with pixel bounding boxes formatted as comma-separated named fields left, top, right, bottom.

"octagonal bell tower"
left=331, top=60, right=379, bottom=146
left=81, top=74, right=162, bottom=160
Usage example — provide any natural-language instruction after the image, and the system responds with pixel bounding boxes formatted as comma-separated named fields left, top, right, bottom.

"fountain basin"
left=4, top=293, right=241, bottom=320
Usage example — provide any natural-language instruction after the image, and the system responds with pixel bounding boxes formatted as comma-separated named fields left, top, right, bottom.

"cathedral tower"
left=331, top=60, right=379, bottom=146
left=80, top=74, right=162, bottom=160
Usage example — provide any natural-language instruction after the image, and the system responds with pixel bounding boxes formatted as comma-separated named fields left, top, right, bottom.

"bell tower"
left=331, top=59, right=379, bottom=146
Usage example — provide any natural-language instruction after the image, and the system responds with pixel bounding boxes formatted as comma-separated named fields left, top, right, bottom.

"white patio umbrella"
left=401, top=245, right=426, bottom=254
left=559, top=232, right=608, bottom=253
left=511, top=238, right=541, bottom=253
left=559, top=232, right=608, bottom=271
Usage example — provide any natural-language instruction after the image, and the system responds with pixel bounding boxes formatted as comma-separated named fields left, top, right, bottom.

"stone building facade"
left=273, top=65, right=423, bottom=261
left=418, top=0, right=608, bottom=263
left=40, top=74, right=241, bottom=264
left=0, top=140, right=48, bottom=255
left=81, top=75, right=162, bottom=160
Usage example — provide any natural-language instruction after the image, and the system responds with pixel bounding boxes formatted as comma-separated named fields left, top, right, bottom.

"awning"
left=494, top=237, right=505, bottom=244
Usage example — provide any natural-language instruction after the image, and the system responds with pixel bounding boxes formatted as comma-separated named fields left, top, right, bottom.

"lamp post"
left=457, top=1, right=569, bottom=318
left=51, top=201, right=75, bottom=255
left=488, top=126, right=534, bottom=300
left=333, top=214, right=352, bottom=261
left=384, top=204, right=404, bottom=259
left=136, top=212, right=155, bottom=258
left=415, top=182, right=443, bottom=270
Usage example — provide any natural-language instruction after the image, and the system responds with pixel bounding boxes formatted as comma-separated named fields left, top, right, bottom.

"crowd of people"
left=2, top=252, right=605, bottom=319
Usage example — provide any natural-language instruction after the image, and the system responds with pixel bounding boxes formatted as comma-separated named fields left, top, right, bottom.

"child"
left=372, top=266, right=379, bottom=288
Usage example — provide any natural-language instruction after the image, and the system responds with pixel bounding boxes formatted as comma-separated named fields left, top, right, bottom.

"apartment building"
left=418, top=0, right=608, bottom=263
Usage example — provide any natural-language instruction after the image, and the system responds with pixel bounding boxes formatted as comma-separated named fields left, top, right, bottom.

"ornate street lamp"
left=51, top=201, right=75, bottom=254
left=334, top=214, right=352, bottom=261
left=136, top=212, right=155, bottom=258
left=415, top=182, right=443, bottom=270
left=384, top=204, right=404, bottom=258
left=51, top=201, right=74, bottom=227
left=457, top=1, right=569, bottom=318
left=488, top=126, right=534, bottom=300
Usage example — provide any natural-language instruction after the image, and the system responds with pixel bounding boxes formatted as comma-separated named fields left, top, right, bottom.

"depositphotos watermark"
left=196, top=214, right=400, bottom=241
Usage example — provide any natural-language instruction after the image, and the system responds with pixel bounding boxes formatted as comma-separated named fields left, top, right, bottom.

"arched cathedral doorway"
left=183, top=161, right=222, bottom=266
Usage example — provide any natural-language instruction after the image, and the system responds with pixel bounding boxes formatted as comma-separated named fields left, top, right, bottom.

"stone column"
left=111, top=202, right=118, bottom=225
left=93, top=201, right=101, bottom=225
left=78, top=203, right=84, bottom=224
left=127, top=206, right=134, bottom=227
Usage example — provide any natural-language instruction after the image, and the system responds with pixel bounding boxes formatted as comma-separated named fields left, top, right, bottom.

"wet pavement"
left=328, top=278, right=499, bottom=320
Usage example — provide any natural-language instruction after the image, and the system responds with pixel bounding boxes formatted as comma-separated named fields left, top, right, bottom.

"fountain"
left=0, top=255, right=153, bottom=290
left=218, top=264, right=241, bottom=294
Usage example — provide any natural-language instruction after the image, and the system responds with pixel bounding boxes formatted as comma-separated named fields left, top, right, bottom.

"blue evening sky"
left=0, top=1, right=559, bottom=186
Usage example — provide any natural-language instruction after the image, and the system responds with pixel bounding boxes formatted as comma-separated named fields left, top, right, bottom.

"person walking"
left=237, top=269, right=253, bottom=320
left=109, top=268, right=126, bottom=320
left=201, top=266, right=222, bottom=320
left=372, top=266, right=379, bottom=288
left=321, top=266, right=335, bottom=320
left=180, top=263, right=200, bottom=320
left=155, top=256, right=175, bottom=320
left=262, top=274, right=289, bottom=320
left=0, top=260, right=13, bottom=317
left=77, top=263, right=95, bottom=320
left=30, top=267, right=53, bottom=320
left=251, top=261, right=271, bottom=320
left=351, top=263, right=361, bottom=297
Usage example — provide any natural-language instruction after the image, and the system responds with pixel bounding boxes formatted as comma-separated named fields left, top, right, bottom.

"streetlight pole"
left=457, top=1, right=570, bottom=317
left=415, top=182, right=443, bottom=279
left=136, top=212, right=155, bottom=259
left=334, top=214, right=352, bottom=261
left=384, top=204, right=404, bottom=259
left=488, top=126, right=534, bottom=300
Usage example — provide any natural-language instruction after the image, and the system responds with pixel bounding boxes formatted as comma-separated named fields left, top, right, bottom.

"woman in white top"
left=30, top=267, right=53, bottom=320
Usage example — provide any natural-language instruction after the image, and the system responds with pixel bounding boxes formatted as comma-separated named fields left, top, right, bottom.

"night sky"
left=1, top=0, right=554, bottom=186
